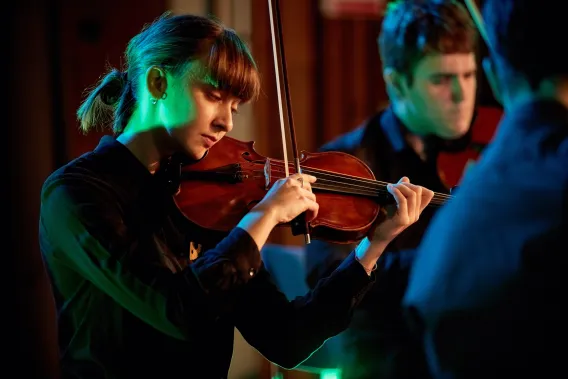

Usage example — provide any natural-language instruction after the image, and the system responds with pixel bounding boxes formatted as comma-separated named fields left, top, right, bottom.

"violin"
left=174, top=135, right=451, bottom=244
left=437, top=106, right=503, bottom=189
left=172, top=0, right=451, bottom=245
left=435, top=0, right=504, bottom=190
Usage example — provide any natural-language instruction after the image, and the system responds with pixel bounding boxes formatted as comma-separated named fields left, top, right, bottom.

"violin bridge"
left=264, top=158, right=271, bottom=189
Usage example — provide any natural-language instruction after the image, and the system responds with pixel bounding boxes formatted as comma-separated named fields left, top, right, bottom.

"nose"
left=214, top=106, right=233, bottom=133
left=451, top=77, right=465, bottom=103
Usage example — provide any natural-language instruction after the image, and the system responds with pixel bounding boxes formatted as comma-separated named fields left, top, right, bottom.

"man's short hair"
left=378, top=0, right=477, bottom=84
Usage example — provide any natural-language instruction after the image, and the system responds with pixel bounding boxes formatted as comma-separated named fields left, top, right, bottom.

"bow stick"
left=464, top=0, right=492, bottom=50
left=267, top=0, right=312, bottom=244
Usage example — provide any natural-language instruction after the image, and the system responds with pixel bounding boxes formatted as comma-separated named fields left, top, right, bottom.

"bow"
left=267, top=0, right=311, bottom=244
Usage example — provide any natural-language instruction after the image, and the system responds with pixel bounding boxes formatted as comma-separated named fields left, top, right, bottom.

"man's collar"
left=380, top=106, right=474, bottom=155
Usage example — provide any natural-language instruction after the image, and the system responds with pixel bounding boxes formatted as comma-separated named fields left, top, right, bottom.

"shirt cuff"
left=334, top=251, right=376, bottom=303
left=217, top=227, right=262, bottom=282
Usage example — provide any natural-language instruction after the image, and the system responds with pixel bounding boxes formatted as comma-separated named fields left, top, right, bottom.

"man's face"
left=401, top=53, right=477, bottom=139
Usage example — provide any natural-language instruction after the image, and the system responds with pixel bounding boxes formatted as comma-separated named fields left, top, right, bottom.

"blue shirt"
left=403, top=99, right=568, bottom=378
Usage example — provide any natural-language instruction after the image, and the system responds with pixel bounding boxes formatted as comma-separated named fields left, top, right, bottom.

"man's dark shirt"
left=306, top=106, right=473, bottom=379
left=404, top=99, right=568, bottom=378
left=39, top=136, right=375, bottom=379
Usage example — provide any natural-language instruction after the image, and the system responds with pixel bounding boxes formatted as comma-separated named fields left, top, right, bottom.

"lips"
left=202, top=135, right=218, bottom=143
left=201, top=134, right=218, bottom=148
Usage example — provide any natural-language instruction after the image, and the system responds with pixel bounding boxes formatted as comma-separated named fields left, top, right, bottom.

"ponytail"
left=76, top=68, right=134, bottom=134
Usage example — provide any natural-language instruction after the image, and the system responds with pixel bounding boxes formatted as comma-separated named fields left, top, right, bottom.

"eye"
left=231, top=107, right=239, bottom=115
left=430, top=75, right=453, bottom=85
left=463, top=71, right=477, bottom=79
left=207, top=91, right=222, bottom=101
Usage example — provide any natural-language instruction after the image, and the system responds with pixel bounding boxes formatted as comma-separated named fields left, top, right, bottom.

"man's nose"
left=451, top=77, right=465, bottom=103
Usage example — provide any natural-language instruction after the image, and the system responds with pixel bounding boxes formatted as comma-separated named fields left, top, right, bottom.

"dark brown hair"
left=378, top=0, right=477, bottom=85
left=77, top=13, right=261, bottom=134
left=483, top=0, right=567, bottom=89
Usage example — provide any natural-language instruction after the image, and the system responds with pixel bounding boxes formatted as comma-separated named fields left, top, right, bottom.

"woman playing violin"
left=39, top=13, right=433, bottom=379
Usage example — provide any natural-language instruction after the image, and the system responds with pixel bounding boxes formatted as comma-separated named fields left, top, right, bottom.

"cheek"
left=409, top=86, right=446, bottom=114
left=163, top=90, right=197, bottom=128
left=465, top=81, right=478, bottom=102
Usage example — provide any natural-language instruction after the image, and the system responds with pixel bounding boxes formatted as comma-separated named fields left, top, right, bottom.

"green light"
left=320, top=368, right=342, bottom=379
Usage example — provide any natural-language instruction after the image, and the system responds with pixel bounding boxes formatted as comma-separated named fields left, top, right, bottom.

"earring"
left=151, top=92, right=167, bottom=105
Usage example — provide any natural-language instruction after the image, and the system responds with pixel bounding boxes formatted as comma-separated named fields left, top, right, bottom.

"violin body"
left=437, top=106, right=503, bottom=189
left=173, top=136, right=382, bottom=244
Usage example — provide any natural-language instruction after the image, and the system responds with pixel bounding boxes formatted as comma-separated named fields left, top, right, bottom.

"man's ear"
left=383, top=67, right=408, bottom=100
left=482, top=57, right=503, bottom=105
left=145, top=66, right=168, bottom=101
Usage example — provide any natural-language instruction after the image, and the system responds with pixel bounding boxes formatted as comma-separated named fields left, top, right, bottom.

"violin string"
left=188, top=166, right=449, bottom=206
left=240, top=170, right=449, bottom=206
left=246, top=173, right=448, bottom=206
left=258, top=159, right=393, bottom=187
left=243, top=163, right=452, bottom=201
left=191, top=160, right=452, bottom=204
left=252, top=159, right=453, bottom=201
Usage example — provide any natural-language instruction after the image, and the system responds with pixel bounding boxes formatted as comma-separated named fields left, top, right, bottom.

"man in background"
left=306, top=1, right=480, bottom=377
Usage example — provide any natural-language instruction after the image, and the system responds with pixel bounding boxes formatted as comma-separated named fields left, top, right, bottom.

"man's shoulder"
left=319, top=112, right=384, bottom=153
left=319, top=126, right=366, bottom=153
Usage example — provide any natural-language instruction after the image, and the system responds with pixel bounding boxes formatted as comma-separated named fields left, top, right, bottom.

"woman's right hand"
left=253, top=173, right=319, bottom=225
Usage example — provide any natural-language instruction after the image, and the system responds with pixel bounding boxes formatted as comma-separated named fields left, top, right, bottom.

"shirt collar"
left=380, top=106, right=473, bottom=154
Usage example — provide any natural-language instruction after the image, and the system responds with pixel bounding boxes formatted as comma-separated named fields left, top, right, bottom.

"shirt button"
left=249, top=267, right=256, bottom=277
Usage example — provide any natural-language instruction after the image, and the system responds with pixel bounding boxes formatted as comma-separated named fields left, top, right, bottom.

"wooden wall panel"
left=317, top=17, right=386, bottom=146
left=55, top=0, right=166, bottom=165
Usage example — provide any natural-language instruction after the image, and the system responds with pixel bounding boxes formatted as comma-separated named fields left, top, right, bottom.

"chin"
left=447, top=120, right=471, bottom=138
left=182, top=146, right=206, bottom=161
left=439, top=127, right=467, bottom=140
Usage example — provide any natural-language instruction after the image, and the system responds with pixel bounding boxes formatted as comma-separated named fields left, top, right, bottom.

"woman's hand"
left=253, top=173, right=319, bottom=225
left=356, top=177, right=434, bottom=274
left=369, top=176, right=434, bottom=243
left=238, top=173, right=318, bottom=251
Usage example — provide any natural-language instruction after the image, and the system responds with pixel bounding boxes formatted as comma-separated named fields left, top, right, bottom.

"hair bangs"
left=200, top=29, right=261, bottom=103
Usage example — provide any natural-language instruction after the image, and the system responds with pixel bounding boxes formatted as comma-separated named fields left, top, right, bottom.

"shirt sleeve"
left=40, top=176, right=262, bottom=341
left=304, top=238, right=356, bottom=289
left=232, top=251, right=375, bottom=369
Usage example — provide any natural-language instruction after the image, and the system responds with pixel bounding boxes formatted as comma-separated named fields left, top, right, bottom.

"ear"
left=145, top=66, right=168, bottom=101
left=383, top=67, right=408, bottom=99
left=482, top=57, right=503, bottom=105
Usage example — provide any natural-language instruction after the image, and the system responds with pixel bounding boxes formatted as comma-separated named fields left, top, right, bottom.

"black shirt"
left=305, top=106, right=470, bottom=379
left=39, top=135, right=375, bottom=379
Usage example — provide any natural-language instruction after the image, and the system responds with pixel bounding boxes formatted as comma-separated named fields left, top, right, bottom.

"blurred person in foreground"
left=403, top=0, right=568, bottom=377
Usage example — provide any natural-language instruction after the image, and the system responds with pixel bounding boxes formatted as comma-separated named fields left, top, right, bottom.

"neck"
left=116, top=112, right=173, bottom=174
left=405, top=133, right=427, bottom=161
left=116, top=132, right=163, bottom=174
left=392, top=105, right=428, bottom=160
left=503, top=76, right=568, bottom=112
left=537, top=78, right=568, bottom=109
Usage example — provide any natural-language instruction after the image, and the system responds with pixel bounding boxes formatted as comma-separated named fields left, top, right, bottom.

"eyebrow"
left=430, top=68, right=477, bottom=76
left=430, top=69, right=477, bottom=77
